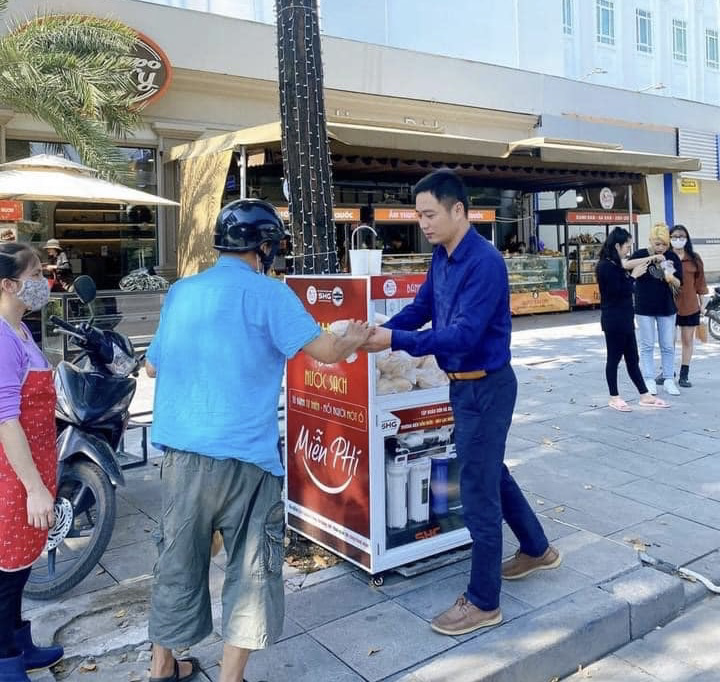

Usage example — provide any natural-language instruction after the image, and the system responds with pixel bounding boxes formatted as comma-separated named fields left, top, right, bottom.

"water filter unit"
left=385, top=460, right=409, bottom=529
left=408, top=457, right=431, bottom=523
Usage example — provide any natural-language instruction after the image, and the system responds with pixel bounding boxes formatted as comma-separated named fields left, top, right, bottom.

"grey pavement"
left=23, top=308, right=720, bottom=682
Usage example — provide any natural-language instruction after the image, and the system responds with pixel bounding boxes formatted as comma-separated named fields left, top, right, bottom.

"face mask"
left=671, top=238, right=687, bottom=249
left=16, top=277, right=50, bottom=311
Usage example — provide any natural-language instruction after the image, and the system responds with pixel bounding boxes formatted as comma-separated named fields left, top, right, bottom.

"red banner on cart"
left=285, top=276, right=372, bottom=552
left=391, top=403, right=454, bottom=433
left=370, top=274, right=426, bottom=300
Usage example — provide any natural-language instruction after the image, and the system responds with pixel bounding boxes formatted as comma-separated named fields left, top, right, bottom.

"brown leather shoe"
left=502, top=545, right=562, bottom=580
left=430, top=596, right=502, bottom=635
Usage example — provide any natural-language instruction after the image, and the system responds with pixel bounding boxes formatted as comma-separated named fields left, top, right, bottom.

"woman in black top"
left=626, top=224, right=682, bottom=396
left=596, top=228, right=670, bottom=411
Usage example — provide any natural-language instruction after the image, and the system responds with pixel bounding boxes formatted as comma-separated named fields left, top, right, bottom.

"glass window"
left=563, top=0, right=573, bottom=35
left=596, top=0, right=615, bottom=46
left=706, top=29, right=719, bottom=69
left=673, top=19, right=688, bottom=62
left=636, top=9, right=653, bottom=54
left=5, top=140, right=158, bottom=290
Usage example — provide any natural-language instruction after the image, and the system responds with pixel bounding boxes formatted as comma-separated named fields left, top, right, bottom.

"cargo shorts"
left=148, top=449, right=285, bottom=650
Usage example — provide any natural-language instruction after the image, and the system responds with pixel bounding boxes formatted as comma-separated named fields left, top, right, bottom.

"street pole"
left=276, top=0, right=338, bottom=274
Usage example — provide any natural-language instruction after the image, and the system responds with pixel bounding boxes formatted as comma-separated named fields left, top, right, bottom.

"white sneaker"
left=665, top=379, right=680, bottom=396
left=647, top=381, right=658, bottom=395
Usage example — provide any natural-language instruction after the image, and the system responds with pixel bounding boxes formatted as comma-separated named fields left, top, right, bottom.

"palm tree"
left=0, top=0, right=141, bottom=181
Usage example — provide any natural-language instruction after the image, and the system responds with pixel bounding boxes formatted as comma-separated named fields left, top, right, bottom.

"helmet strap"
left=257, top=242, right=277, bottom=273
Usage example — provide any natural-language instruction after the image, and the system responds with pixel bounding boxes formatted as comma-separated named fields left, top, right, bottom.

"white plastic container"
left=408, top=457, right=431, bottom=523
left=385, top=460, right=409, bottom=529
left=349, top=224, right=382, bottom=275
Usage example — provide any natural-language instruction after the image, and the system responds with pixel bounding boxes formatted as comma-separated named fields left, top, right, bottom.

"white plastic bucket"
left=349, top=249, right=368, bottom=275
left=367, top=249, right=383, bottom=275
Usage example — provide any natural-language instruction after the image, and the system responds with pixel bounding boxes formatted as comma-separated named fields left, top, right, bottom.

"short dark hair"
left=412, top=170, right=469, bottom=215
left=599, top=227, right=632, bottom=266
left=0, top=242, right=39, bottom=280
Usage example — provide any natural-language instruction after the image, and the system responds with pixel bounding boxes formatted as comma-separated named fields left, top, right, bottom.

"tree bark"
left=276, top=0, right=338, bottom=274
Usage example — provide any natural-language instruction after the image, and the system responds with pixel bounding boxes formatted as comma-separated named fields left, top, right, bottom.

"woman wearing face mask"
left=0, top=243, right=64, bottom=681
left=670, top=225, right=708, bottom=388
left=626, top=223, right=683, bottom=396
left=596, top=228, right=669, bottom=411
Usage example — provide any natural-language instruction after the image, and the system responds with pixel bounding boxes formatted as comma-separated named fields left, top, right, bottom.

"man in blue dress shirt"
left=364, top=171, right=561, bottom=636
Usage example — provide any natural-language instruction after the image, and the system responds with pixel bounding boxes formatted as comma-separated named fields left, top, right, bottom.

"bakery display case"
left=504, top=255, right=569, bottom=314
left=568, top=241, right=603, bottom=307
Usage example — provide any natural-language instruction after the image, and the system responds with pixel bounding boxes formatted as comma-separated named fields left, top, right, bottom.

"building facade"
left=1, top=0, right=719, bottom=279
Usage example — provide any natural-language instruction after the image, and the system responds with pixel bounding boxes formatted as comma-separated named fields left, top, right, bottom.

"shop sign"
left=599, top=187, right=615, bottom=210
left=567, top=211, right=638, bottom=224
left=468, top=209, right=496, bottom=222
left=510, top=290, right=569, bottom=315
left=370, top=274, right=426, bottom=300
left=0, top=200, right=22, bottom=222
left=275, top=206, right=360, bottom=222
left=678, top=177, right=700, bottom=194
left=374, top=207, right=417, bottom=222
left=130, top=31, right=172, bottom=106
left=285, top=276, right=371, bottom=548
left=574, top=283, right=601, bottom=307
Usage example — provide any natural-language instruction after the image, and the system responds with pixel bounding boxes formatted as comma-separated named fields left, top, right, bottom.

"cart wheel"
left=371, top=574, right=385, bottom=587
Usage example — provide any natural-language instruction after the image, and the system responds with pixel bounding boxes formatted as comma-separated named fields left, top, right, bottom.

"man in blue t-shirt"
left=145, top=200, right=369, bottom=682
left=364, top=171, right=561, bottom=637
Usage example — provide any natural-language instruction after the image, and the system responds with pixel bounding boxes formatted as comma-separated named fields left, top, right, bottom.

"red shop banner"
left=285, top=277, right=372, bottom=555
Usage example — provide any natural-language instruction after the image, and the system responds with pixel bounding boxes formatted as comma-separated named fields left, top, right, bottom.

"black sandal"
left=149, top=656, right=201, bottom=682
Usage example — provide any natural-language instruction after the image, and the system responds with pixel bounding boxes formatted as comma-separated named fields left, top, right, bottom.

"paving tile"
left=100, top=539, right=157, bottom=582
left=553, top=530, right=640, bottom=582
left=623, top=438, right=707, bottom=465
left=650, top=454, right=720, bottom=500
left=614, top=638, right=704, bottom=681
left=612, top=479, right=706, bottom=512
left=661, top=431, right=720, bottom=455
left=312, top=601, right=454, bottom=682
left=204, top=633, right=363, bottom=682
left=563, top=653, right=658, bottom=681
left=285, top=574, right=386, bottom=630
left=609, top=513, right=720, bottom=567
left=106, top=512, right=157, bottom=550
left=499, top=565, right=592, bottom=608
left=370, top=563, right=460, bottom=598
left=540, top=503, right=625, bottom=536
left=393, top=571, right=532, bottom=625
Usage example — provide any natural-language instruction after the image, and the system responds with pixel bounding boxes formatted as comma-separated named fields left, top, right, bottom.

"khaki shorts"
left=149, top=449, right=285, bottom=650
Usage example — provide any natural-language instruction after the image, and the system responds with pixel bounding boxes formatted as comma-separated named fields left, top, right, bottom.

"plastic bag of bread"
left=415, top=367, right=449, bottom=389
left=328, top=319, right=350, bottom=336
left=377, top=376, right=414, bottom=395
left=419, top=354, right=441, bottom=371
left=374, top=312, right=389, bottom=324
left=376, top=350, right=414, bottom=377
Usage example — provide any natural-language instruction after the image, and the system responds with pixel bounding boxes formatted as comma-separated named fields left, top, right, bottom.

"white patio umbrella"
left=0, top=154, right=179, bottom=205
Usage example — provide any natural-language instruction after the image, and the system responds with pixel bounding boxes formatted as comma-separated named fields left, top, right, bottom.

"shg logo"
left=306, top=286, right=318, bottom=305
left=383, top=279, right=397, bottom=297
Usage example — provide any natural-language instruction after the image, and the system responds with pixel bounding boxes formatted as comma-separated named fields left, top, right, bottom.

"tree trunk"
left=276, top=0, right=338, bottom=274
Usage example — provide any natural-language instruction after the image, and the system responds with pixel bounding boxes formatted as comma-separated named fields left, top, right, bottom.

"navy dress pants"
left=450, top=365, right=549, bottom=611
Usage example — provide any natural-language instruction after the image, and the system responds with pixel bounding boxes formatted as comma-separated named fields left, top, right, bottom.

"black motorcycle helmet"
left=214, top=199, right=285, bottom=272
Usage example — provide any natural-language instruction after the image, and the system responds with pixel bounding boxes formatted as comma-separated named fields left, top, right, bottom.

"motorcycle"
left=706, top=286, right=720, bottom=341
left=24, top=276, right=140, bottom=600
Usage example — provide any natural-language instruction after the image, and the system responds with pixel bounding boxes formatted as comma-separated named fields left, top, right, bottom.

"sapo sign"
left=130, top=32, right=172, bottom=106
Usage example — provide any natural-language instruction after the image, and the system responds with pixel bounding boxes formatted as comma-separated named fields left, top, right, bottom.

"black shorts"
left=676, top=312, right=701, bottom=327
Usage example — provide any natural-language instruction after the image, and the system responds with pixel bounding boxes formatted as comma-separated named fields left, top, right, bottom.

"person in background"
left=42, top=239, right=73, bottom=292
left=670, top=225, right=708, bottom=388
left=596, top=228, right=670, bottom=411
left=626, top=224, right=682, bottom=396
left=362, top=170, right=561, bottom=637
left=0, top=243, right=64, bottom=682
left=146, top=199, right=370, bottom=682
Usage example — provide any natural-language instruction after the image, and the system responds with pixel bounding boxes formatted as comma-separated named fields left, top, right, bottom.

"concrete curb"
left=395, top=565, right=689, bottom=682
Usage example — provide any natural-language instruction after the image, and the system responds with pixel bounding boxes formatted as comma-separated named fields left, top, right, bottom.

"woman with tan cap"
left=626, top=224, right=683, bottom=395
left=42, top=239, right=73, bottom=292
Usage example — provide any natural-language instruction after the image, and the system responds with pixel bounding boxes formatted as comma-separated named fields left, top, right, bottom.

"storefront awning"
left=167, top=123, right=701, bottom=191
left=507, top=138, right=699, bottom=175
left=166, top=121, right=509, bottom=163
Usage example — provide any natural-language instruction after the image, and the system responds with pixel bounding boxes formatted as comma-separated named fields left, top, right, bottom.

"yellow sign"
left=678, top=177, right=700, bottom=194
left=510, top=290, right=569, bottom=315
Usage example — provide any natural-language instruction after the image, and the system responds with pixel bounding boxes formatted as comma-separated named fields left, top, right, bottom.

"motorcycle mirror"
left=73, top=276, right=97, bottom=305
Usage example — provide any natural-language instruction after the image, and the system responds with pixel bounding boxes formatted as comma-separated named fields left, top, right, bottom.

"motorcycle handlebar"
left=49, top=315, right=79, bottom=334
